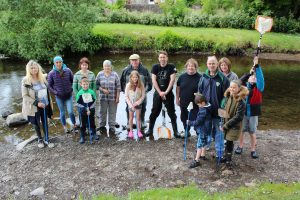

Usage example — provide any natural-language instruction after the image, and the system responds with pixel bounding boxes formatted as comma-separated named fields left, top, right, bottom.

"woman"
left=96, top=60, right=120, bottom=136
left=72, top=57, right=96, bottom=95
left=219, top=57, right=238, bottom=81
left=176, top=58, right=202, bottom=136
left=47, top=56, right=76, bottom=133
left=22, top=60, right=54, bottom=148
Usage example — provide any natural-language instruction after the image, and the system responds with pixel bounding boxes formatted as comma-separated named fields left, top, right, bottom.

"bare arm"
left=176, top=86, right=180, bottom=106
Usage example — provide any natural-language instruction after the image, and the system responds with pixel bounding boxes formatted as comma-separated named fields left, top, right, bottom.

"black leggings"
left=226, top=140, right=234, bottom=154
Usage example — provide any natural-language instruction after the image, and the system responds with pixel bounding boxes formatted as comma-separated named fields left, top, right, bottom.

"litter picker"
left=157, top=103, right=172, bottom=139
left=184, top=102, right=193, bottom=160
left=255, top=16, right=273, bottom=56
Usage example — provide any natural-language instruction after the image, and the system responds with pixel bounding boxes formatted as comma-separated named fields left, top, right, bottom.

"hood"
left=224, top=85, right=249, bottom=101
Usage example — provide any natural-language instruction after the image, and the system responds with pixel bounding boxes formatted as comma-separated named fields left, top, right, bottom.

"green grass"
left=88, top=182, right=300, bottom=200
left=92, top=23, right=300, bottom=53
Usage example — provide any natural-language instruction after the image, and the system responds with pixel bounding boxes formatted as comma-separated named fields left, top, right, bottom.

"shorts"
left=242, top=116, right=258, bottom=134
left=129, top=105, right=142, bottom=112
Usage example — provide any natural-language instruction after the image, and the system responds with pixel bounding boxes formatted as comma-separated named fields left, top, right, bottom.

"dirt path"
left=0, top=129, right=299, bottom=199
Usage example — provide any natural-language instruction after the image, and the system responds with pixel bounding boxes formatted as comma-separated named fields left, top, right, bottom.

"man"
left=198, top=56, right=230, bottom=160
left=146, top=51, right=181, bottom=138
left=120, top=54, right=152, bottom=130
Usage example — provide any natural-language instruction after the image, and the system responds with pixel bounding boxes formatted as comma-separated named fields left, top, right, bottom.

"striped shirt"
left=72, top=70, right=96, bottom=96
left=96, top=71, right=121, bottom=101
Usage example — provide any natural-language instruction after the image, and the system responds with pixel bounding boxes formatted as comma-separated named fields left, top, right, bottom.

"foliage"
left=92, top=23, right=300, bottom=54
left=100, top=9, right=300, bottom=34
left=159, top=0, right=187, bottom=19
left=0, top=0, right=102, bottom=60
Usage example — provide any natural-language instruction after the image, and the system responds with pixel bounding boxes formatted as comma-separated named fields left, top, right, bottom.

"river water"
left=0, top=53, right=299, bottom=142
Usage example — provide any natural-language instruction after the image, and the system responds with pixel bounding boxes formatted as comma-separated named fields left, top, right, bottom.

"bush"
left=155, top=30, right=186, bottom=52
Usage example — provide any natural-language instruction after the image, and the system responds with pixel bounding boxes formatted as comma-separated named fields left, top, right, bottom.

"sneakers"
left=44, top=140, right=54, bottom=148
left=38, top=139, right=44, bottom=148
left=98, top=126, right=107, bottom=135
left=145, top=129, right=153, bottom=137
left=64, top=127, right=70, bottom=134
left=251, top=151, right=259, bottom=159
left=235, top=146, right=243, bottom=154
left=128, top=131, right=134, bottom=139
left=94, top=134, right=100, bottom=141
left=189, top=160, right=200, bottom=168
left=137, top=131, right=143, bottom=138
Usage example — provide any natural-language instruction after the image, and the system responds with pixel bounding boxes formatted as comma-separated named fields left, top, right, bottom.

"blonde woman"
left=22, top=60, right=53, bottom=148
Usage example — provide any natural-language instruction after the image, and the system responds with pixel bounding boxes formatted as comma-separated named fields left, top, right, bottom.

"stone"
left=175, top=180, right=186, bottom=187
left=2, top=175, right=12, bottom=182
left=1, top=110, right=13, bottom=119
left=245, top=181, right=257, bottom=187
left=6, top=113, right=28, bottom=127
left=213, top=180, right=226, bottom=187
left=222, top=169, right=234, bottom=176
left=30, top=187, right=44, bottom=196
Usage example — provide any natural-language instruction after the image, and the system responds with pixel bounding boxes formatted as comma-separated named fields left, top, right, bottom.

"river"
left=0, top=53, right=299, bottom=142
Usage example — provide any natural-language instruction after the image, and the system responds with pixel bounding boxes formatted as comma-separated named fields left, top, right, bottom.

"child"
left=22, top=60, right=54, bottom=148
left=187, top=93, right=212, bottom=168
left=235, top=56, right=264, bottom=159
left=220, top=80, right=249, bottom=166
left=76, top=77, right=99, bottom=144
left=125, top=71, right=145, bottom=139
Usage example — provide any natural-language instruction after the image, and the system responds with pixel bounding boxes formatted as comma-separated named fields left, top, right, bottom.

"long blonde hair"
left=25, top=60, right=47, bottom=84
left=129, top=71, right=144, bottom=91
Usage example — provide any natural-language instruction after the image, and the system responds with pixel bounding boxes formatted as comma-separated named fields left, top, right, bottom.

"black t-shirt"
left=151, top=63, right=176, bottom=91
left=177, top=72, right=202, bottom=107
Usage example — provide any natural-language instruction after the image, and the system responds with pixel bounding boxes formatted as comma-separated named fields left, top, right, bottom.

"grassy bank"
left=92, top=23, right=300, bottom=54
left=86, top=183, right=300, bottom=200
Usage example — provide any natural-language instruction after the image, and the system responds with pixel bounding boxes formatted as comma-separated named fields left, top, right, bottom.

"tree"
left=0, top=0, right=102, bottom=60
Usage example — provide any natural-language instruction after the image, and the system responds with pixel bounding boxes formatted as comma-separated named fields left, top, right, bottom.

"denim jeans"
left=212, top=117, right=224, bottom=157
left=55, top=96, right=76, bottom=126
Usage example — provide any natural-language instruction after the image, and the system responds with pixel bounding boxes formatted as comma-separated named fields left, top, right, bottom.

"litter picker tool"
left=255, top=16, right=273, bottom=56
left=157, top=103, right=172, bottom=139
left=184, top=102, right=193, bottom=160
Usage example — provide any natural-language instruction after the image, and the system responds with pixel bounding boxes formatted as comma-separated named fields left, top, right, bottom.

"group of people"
left=21, top=51, right=264, bottom=168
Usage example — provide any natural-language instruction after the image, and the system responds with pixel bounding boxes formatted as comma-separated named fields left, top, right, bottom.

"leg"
left=141, top=97, right=147, bottom=128
left=147, top=92, right=163, bottom=135
left=55, top=97, right=66, bottom=127
left=213, top=117, right=224, bottom=159
left=128, top=111, right=134, bottom=139
left=65, top=96, right=76, bottom=126
left=165, top=92, right=180, bottom=137
left=108, top=101, right=117, bottom=132
left=99, top=100, right=108, bottom=128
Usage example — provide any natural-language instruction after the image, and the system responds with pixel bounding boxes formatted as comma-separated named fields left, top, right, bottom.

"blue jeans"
left=212, top=117, right=224, bottom=157
left=56, top=96, right=76, bottom=126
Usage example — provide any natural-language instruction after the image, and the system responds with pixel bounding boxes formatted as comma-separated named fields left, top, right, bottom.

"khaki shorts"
left=242, top=116, right=258, bottom=134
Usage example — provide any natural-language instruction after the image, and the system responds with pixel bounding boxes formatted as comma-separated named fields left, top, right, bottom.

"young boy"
left=187, top=93, right=212, bottom=168
left=76, top=77, right=99, bottom=144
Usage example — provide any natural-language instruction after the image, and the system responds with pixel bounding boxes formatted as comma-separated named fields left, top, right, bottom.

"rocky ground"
left=0, top=129, right=299, bottom=199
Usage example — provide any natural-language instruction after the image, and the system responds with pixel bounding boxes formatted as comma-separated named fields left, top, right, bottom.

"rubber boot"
left=225, top=152, right=233, bottom=169
left=172, top=123, right=181, bottom=138
left=79, top=128, right=85, bottom=144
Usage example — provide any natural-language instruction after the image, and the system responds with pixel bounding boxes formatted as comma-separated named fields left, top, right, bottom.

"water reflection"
left=0, top=53, right=299, bottom=142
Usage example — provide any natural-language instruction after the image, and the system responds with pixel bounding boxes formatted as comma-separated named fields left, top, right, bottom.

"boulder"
left=6, top=113, right=28, bottom=127
left=2, top=110, right=13, bottom=119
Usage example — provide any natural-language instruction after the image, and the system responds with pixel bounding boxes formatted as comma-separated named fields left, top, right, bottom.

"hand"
left=186, top=120, right=190, bottom=125
left=102, top=89, right=110, bottom=95
left=220, top=126, right=224, bottom=132
left=115, top=98, right=119, bottom=104
left=38, top=102, right=45, bottom=108
left=159, top=91, right=166, bottom=97
left=253, top=56, right=259, bottom=66
left=176, top=98, right=180, bottom=106
left=250, top=67, right=255, bottom=75
left=133, top=102, right=139, bottom=107
left=87, top=110, right=90, bottom=115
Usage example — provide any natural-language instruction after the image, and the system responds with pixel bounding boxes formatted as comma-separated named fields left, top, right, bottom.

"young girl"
left=125, top=71, right=145, bottom=139
left=22, top=60, right=54, bottom=148
left=220, top=80, right=249, bottom=166
left=187, top=93, right=212, bottom=168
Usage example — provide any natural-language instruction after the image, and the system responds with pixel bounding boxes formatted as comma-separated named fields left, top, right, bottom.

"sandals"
left=189, top=160, right=200, bottom=168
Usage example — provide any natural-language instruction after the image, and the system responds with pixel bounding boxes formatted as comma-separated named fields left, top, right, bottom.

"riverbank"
left=0, top=129, right=299, bottom=199
left=92, top=23, right=300, bottom=55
